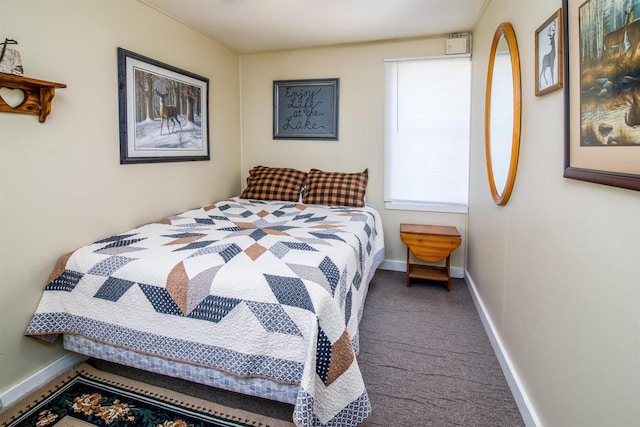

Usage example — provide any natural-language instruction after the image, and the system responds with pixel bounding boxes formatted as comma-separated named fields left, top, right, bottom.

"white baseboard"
left=379, top=259, right=464, bottom=278
left=464, top=271, right=542, bottom=427
left=0, top=352, right=87, bottom=414
left=380, top=259, right=405, bottom=272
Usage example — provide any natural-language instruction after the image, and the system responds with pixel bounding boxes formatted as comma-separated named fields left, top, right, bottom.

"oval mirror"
left=485, top=22, right=521, bottom=205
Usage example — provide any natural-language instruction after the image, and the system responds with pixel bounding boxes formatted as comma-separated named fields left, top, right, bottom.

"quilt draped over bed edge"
left=25, top=198, right=385, bottom=427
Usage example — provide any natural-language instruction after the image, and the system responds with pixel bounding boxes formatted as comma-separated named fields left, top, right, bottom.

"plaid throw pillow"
left=303, top=168, right=368, bottom=207
left=240, top=166, right=307, bottom=202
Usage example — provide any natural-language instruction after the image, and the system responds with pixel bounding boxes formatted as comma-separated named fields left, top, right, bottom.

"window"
left=384, top=55, right=471, bottom=213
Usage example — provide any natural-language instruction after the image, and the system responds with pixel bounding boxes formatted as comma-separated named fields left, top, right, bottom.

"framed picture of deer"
left=536, top=9, right=563, bottom=96
left=117, top=48, right=210, bottom=164
left=563, top=0, right=640, bottom=191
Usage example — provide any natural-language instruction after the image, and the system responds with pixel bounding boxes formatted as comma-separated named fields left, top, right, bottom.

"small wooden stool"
left=399, top=224, right=462, bottom=291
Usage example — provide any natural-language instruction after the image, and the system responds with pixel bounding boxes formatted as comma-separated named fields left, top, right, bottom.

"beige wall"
left=3, top=1, right=640, bottom=425
left=0, top=0, right=240, bottom=390
left=470, top=1, right=640, bottom=426
left=240, top=39, right=467, bottom=274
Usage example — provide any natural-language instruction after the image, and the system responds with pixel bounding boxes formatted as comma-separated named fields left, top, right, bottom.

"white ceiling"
left=140, top=0, right=488, bottom=54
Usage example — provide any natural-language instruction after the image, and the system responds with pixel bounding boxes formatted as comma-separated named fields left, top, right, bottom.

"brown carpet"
left=359, top=270, right=524, bottom=426
left=92, top=269, right=524, bottom=426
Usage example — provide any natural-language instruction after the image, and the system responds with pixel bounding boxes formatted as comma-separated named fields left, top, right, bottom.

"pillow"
left=240, top=166, right=307, bottom=202
left=303, top=168, right=368, bottom=207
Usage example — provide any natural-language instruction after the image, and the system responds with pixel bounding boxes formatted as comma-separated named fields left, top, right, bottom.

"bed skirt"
left=63, top=334, right=299, bottom=405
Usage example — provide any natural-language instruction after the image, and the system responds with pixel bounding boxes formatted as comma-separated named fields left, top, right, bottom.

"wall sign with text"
left=273, top=78, right=339, bottom=140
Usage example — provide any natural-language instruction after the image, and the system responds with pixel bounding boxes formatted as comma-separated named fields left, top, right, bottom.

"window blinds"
left=384, top=55, right=471, bottom=210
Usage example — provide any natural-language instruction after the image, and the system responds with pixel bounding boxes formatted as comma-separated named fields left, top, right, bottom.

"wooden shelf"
left=0, top=72, right=66, bottom=123
left=407, top=264, right=449, bottom=282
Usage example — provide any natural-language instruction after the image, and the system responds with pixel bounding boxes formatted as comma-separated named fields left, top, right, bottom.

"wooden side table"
left=400, top=224, right=462, bottom=291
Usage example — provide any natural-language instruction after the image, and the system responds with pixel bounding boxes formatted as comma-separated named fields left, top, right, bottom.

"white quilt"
left=26, top=198, right=385, bottom=427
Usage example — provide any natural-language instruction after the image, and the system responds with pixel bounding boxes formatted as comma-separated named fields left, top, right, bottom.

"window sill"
left=384, top=201, right=468, bottom=214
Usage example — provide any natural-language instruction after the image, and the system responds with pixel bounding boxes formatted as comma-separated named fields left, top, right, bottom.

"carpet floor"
left=92, top=269, right=524, bottom=426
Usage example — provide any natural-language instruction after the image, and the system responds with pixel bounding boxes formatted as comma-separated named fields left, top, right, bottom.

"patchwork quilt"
left=26, top=198, right=385, bottom=427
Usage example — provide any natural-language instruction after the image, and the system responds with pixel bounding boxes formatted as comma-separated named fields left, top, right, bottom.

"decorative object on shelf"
left=0, top=38, right=23, bottom=76
left=0, top=73, right=66, bottom=123
left=535, top=9, right=563, bottom=96
left=118, top=48, right=210, bottom=164
left=485, top=22, right=521, bottom=205
left=273, top=78, right=339, bottom=140
left=563, top=0, right=640, bottom=191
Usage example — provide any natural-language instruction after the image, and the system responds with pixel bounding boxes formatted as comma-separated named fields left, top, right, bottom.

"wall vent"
left=445, top=35, right=470, bottom=55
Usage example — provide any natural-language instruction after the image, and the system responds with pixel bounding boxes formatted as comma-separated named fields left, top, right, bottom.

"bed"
left=25, top=167, right=384, bottom=427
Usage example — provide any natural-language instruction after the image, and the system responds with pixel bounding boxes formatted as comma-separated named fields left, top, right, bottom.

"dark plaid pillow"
left=303, top=168, right=368, bottom=207
left=240, top=166, right=307, bottom=202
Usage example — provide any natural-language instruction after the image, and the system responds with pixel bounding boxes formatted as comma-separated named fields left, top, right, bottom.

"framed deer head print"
left=117, top=48, right=210, bottom=164
left=535, top=9, right=563, bottom=96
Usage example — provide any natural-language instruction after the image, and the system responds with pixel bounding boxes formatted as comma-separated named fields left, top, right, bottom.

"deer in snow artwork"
left=155, top=89, right=183, bottom=135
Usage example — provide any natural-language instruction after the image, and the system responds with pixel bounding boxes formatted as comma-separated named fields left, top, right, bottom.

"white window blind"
left=384, top=55, right=471, bottom=212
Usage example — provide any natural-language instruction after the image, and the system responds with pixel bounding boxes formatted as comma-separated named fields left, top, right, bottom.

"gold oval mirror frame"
left=485, top=22, right=521, bottom=206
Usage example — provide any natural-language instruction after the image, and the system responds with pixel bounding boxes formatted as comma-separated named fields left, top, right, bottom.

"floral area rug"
left=0, top=363, right=293, bottom=427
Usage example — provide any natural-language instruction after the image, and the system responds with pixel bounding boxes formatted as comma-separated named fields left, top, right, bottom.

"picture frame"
left=535, top=9, right=563, bottom=96
left=273, top=78, right=339, bottom=140
left=118, top=48, right=210, bottom=164
left=563, top=0, right=640, bottom=191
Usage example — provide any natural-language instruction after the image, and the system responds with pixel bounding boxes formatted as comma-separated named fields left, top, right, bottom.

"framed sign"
left=563, top=0, right=640, bottom=191
left=118, top=48, right=210, bottom=164
left=273, top=78, right=339, bottom=140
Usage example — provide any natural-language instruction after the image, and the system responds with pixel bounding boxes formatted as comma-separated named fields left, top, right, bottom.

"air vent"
left=445, top=36, right=470, bottom=55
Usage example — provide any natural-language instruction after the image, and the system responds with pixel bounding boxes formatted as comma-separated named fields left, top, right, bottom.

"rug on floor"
left=0, top=363, right=293, bottom=427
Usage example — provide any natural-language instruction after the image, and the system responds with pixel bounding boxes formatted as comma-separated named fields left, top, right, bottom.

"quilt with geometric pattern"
left=26, top=198, right=385, bottom=427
